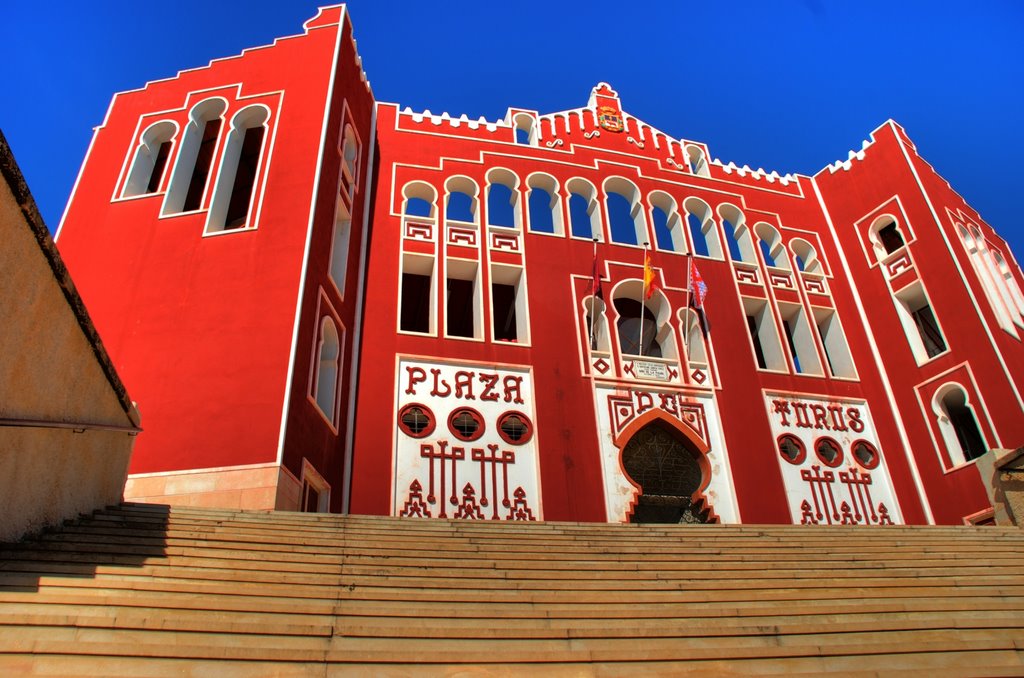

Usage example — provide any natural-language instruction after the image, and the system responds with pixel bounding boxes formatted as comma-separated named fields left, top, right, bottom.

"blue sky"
left=3, top=1, right=1023, bottom=257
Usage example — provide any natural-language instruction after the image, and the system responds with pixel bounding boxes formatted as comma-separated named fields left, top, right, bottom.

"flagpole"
left=685, top=253, right=692, bottom=360
left=640, top=241, right=648, bottom=357
left=590, top=237, right=598, bottom=351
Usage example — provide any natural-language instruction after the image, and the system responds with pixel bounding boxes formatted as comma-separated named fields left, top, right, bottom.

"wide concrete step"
left=1, top=503, right=1022, bottom=675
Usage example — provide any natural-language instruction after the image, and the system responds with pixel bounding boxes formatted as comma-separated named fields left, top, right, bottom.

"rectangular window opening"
left=400, top=272, right=432, bottom=333
left=743, top=297, right=786, bottom=371
left=446, top=278, right=476, bottom=338
left=911, top=303, right=946, bottom=357
left=893, top=282, right=947, bottom=362
left=782, top=320, right=802, bottom=373
left=746, top=314, right=767, bottom=369
left=492, top=283, right=518, bottom=341
left=813, top=307, right=856, bottom=378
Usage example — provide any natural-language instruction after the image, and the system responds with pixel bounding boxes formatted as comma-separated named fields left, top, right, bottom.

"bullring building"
left=54, top=5, right=1024, bottom=526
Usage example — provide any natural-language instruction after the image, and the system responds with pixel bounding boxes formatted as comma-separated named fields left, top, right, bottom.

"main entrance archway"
left=621, top=421, right=713, bottom=524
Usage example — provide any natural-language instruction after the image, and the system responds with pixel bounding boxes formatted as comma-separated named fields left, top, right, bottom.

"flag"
left=689, top=258, right=708, bottom=309
left=689, top=258, right=710, bottom=335
left=643, top=250, right=658, bottom=299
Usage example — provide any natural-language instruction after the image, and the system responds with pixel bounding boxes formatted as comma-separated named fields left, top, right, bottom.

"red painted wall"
left=57, top=9, right=347, bottom=476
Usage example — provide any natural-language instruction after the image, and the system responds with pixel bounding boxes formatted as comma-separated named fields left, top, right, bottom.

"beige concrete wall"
left=0, top=144, right=136, bottom=542
left=124, top=464, right=288, bottom=510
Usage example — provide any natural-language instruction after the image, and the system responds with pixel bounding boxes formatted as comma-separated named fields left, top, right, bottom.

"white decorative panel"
left=764, top=391, right=903, bottom=525
left=393, top=358, right=541, bottom=521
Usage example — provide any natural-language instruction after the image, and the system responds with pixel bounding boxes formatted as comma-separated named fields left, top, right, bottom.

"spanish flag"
left=643, top=249, right=658, bottom=299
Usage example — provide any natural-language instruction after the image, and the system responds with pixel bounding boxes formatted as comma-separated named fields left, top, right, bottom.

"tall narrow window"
left=994, top=251, right=1024, bottom=318
left=445, top=176, right=478, bottom=224
left=585, top=297, right=611, bottom=352
left=911, top=304, right=946, bottom=357
left=960, top=225, right=1022, bottom=334
left=446, top=260, right=480, bottom=339
left=754, top=223, right=788, bottom=270
left=790, top=238, right=822, bottom=275
left=894, top=282, right=946, bottom=361
left=402, top=181, right=436, bottom=219
left=207, top=105, right=269, bottom=232
left=341, top=125, right=359, bottom=179
left=567, top=178, right=601, bottom=240
left=491, top=265, right=528, bottom=343
left=650, top=191, right=685, bottom=253
left=164, top=98, right=227, bottom=214
left=314, top=317, right=341, bottom=424
left=400, top=254, right=434, bottom=334
left=685, top=144, right=709, bottom=177
left=746, top=314, right=767, bottom=369
left=684, top=197, right=721, bottom=259
left=513, top=113, right=535, bottom=146
left=184, top=118, right=222, bottom=212
left=720, top=204, right=755, bottom=264
left=526, top=174, right=562, bottom=235
left=124, top=121, right=176, bottom=197
left=743, top=297, right=785, bottom=371
left=328, top=199, right=351, bottom=294
left=934, top=385, right=988, bottom=465
left=681, top=309, right=708, bottom=366
left=605, top=178, right=645, bottom=246
left=813, top=307, right=856, bottom=378
left=486, top=169, right=519, bottom=229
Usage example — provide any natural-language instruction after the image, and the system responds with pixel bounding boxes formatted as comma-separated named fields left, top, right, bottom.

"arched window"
left=314, top=317, right=341, bottom=425
left=485, top=168, right=520, bottom=229
left=207, top=105, right=269, bottom=232
left=526, top=173, right=562, bottom=235
left=513, top=113, right=536, bottom=146
left=402, top=181, right=437, bottom=219
left=649, top=191, right=686, bottom=253
left=164, top=98, right=226, bottom=214
left=124, top=121, right=177, bottom=197
left=612, top=282, right=676, bottom=359
left=567, top=178, right=601, bottom=240
left=685, top=144, right=709, bottom=177
left=445, top=176, right=478, bottom=224
left=754, top=222, right=788, bottom=270
left=680, top=308, right=708, bottom=367
left=933, top=384, right=988, bottom=465
left=869, top=216, right=906, bottom=258
left=604, top=177, right=646, bottom=246
left=790, top=238, right=822, bottom=275
left=584, top=296, right=611, bottom=352
left=684, top=197, right=721, bottom=259
left=958, top=224, right=1019, bottom=333
left=329, top=198, right=351, bottom=294
left=993, top=251, right=1024, bottom=318
left=720, top=204, right=755, bottom=264
left=341, top=124, right=359, bottom=179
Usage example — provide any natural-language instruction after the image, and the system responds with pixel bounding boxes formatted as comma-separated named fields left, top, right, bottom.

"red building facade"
left=56, top=7, right=1024, bottom=525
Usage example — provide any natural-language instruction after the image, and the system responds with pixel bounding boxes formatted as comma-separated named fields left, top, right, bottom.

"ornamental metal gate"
left=621, top=423, right=711, bottom=524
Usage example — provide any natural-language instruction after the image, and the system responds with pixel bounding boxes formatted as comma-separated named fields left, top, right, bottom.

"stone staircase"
left=1, top=503, right=1023, bottom=676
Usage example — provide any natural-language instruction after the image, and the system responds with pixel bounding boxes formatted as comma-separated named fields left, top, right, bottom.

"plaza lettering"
left=405, top=365, right=524, bottom=404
